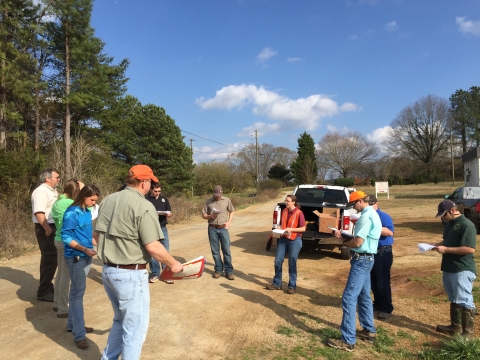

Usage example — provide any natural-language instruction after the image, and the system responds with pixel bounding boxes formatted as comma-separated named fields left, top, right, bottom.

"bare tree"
left=226, top=144, right=296, bottom=181
left=317, top=131, right=378, bottom=179
left=387, top=94, right=451, bottom=179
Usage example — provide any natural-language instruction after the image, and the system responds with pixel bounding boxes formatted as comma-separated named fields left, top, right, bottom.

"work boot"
left=436, top=303, right=462, bottom=335
left=461, top=307, right=476, bottom=339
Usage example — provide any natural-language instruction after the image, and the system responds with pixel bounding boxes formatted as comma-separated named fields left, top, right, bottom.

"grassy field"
left=235, top=182, right=480, bottom=360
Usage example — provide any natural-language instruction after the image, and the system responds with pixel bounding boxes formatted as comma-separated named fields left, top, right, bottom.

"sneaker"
left=286, top=288, right=296, bottom=294
left=212, top=272, right=222, bottom=279
left=57, top=313, right=69, bottom=318
left=326, top=338, right=354, bottom=352
left=265, top=284, right=282, bottom=290
left=76, top=339, right=89, bottom=349
left=378, top=312, right=391, bottom=320
left=356, top=328, right=376, bottom=344
left=225, top=273, right=235, bottom=280
left=37, top=293, right=54, bottom=302
left=149, top=275, right=159, bottom=283
left=162, top=279, right=174, bottom=284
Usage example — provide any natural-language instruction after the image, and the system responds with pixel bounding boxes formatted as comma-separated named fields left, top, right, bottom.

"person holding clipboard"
left=265, top=195, right=306, bottom=294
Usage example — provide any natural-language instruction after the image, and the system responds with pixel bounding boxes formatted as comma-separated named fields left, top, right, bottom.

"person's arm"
left=68, top=239, right=97, bottom=257
left=202, top=202, right=217, bottom=220
left=435, top=246, right=475, bottom=255
left=145, top=241, right=183, bottom=272
left=285, top=225, right=306, bottom=234
left=428, top=240, right=444, bottom=247
left=342, top=236, right=365, bottom=248
left=224, top=211, right=234, bottom=229
left=35, top=213, right=52, bottom=236
left=381, top=227, right=394, bottom=237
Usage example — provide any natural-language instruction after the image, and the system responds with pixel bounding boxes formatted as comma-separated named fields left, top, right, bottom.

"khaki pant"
left=54, top=240, right=70, bottom=314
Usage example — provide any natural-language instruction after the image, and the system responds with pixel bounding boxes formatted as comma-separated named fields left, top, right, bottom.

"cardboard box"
left=313, top=209, right=340, bottom=233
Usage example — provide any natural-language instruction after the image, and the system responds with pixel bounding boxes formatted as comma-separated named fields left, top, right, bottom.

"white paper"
left=211, top=208, right=223, bottom=214
left=157, top=211, right=171, bottom=215
left=418, top=243, right=436, bottom=252
left=272, top=229, right=287, bottom=235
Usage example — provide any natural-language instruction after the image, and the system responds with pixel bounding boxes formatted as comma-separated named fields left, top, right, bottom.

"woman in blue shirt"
left=61, top=184, right=101, bottom=350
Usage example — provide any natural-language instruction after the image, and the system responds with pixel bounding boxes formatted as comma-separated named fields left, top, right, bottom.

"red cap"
left=129, top=165, right=159, bottom=183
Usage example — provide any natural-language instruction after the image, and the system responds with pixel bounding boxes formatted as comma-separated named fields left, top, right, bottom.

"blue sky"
left=90, top=0, right=480, bottom=163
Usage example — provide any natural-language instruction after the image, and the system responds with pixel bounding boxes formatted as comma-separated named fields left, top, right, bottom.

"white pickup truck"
left=267, top=184, right=357, bottom=259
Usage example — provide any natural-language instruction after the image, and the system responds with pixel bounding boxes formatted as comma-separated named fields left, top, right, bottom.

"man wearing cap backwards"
left=202, top=185, right=235, bottom=280
left=428, top=199, right=477, bottom=338
left=94, top=165, right=183, bottom=360
left=367, top=195, right=395, bottom=320
left=326, top=190, right=382, bottom=352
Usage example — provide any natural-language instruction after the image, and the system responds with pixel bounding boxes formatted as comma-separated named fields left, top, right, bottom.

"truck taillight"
left=273, top=210, right=278, bottom=224
left=476, top=202, right=480, bottom=213
left=343, top=216, right=350, bottom=231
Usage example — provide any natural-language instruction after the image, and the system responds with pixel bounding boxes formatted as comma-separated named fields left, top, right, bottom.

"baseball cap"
left=367, top=195, right=378, bottom=205
left=213, top=185, right=223, bottom=196
left=436, top=199, right=455, bottom=217
left=348, top=190, right=367, bottom=204
left=129, top=165, right=159, bottom=183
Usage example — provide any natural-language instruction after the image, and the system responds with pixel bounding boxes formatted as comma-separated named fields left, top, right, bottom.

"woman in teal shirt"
left=61, top=184, right=100, bottom=350
left=51, top=179, right=83, bottom=317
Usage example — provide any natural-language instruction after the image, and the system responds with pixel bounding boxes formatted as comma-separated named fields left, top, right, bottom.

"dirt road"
left=0, top=194, right=470, bottom=359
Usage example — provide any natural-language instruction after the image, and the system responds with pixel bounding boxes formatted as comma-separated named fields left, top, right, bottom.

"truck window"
left=295, top=188, right=347, bottom=204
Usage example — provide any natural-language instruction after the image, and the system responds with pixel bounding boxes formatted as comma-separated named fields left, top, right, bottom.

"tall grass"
left=0, top=204, right=37, bottom=259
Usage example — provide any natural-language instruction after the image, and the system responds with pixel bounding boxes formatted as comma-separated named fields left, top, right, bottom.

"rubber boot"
left=436, top=303, right=462, bottom=335
left=461, top=307, right=476, bottom=339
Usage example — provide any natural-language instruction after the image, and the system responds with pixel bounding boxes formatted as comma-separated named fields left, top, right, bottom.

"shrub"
left=370, top=178, right=375, bottom=187
left=334, top=178, right=354, bottom=187
left=0, top=204, right=38, bottom=259
left=259, top=179, right=283, bottom=190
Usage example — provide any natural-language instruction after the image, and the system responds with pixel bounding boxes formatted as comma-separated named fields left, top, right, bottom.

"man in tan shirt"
left=202, top=185, right=235, bottom=280
left=31, top=168, right=60, bottom=302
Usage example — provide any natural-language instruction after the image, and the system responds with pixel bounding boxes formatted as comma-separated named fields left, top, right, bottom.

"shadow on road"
left=0, top=266, right=103, bottom=358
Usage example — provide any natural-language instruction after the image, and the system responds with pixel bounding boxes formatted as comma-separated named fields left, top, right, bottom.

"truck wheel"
left=341, top=246, right=351, bottom=260
left=266, top=237, right=273, bottom=251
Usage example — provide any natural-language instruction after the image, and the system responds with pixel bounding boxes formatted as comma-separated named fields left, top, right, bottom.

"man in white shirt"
left=31, top=168, right=60, bottom=302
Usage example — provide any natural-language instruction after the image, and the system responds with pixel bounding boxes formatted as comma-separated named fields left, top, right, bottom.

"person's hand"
left=166, top=212, right=172, bottom=218
left=435, top=246, right=447, bottom=254
left=45, top=227, right=52, bottom=237
left=224, top=221, right=230, bottom=229
left=210, top=213, right=218, bottom=220
left=170, top=261, right=183, bottom=274
left=333, top=230, right=342, bottom=239
left=85, top=248, right=97, bottom=257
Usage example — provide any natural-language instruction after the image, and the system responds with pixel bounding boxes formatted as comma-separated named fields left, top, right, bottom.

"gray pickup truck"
left=267, top=185, right=357, bottom=259
left=445, top=187, right=480, bottom=233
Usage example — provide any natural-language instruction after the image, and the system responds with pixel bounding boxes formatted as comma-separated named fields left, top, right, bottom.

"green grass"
left=418, top=335, right=480, bottom=359
left=374, top=327, right=395, bottom=354
left=277, top=325, right=300, bottom=337
left=409, top=273, right=443, bottom=289
left=397, top=330, right=416, bottom=341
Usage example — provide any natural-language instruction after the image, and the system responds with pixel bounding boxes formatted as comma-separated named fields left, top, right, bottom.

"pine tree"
left=98, top=95, right=195, bottom=194
left=290, top=132, right=318, bottom=184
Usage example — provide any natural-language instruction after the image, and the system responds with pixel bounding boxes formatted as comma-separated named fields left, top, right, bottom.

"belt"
left=351, top=252, right=373, bottom=257
left=105, top=263, right=147, bottom=270
left=209, top=224, right=225, bottom=229
left=378, top=245, right=392, bottom=249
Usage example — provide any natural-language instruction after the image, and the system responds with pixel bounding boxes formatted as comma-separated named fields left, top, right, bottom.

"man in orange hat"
left=327, top=190, right=381, bottom=352
left=94, top=164, right=183, bottom=360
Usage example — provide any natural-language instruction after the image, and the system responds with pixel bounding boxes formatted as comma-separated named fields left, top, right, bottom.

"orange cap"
left=129, top=165, right=159, bottom=183
left=349, top=190, right=367, bottom=203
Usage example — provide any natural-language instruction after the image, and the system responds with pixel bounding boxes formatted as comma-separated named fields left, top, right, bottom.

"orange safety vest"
left=281, top=208, right=302, bottom=240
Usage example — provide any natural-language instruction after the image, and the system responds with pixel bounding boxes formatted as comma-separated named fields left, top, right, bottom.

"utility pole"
left=190, top=138, right=195, bottom=196
left=255, top=129, right=259, bottom=193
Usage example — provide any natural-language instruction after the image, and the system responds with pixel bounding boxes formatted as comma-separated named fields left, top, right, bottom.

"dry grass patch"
left=0, top=204, right=37, bottom=259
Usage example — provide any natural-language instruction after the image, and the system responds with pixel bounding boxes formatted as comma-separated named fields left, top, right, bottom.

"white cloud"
left=196, top=84, right=360, bottom=131
left=257, top=47, right=278, bottom=62
left=326, top=124, right=351, bottom=134
left=193, top=143, right=244, bottom=163
left=456, top=16, right=480, bottom=36
left=366, top=126, right=392, bottom=144
left=385, top=21, right=398, bottom=32
left=237, top=122, right=282, bottom=137
left=287, top=57, right=302, bottom=63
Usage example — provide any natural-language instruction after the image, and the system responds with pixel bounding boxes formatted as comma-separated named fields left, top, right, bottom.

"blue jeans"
left=65, top=256, right=92, bottom=342
left=272, top=237, right=302, bottom=289
left=208, top=227, right=233, bottom=274
left=443, top=271, right=477, bottom=309
left=340, top=254, right=376, bottom=345
left=371, top=246, right=394, bottom=314
left=149, top=227, right=169, bottom=276
left=101, top=265, right=150, bottom=360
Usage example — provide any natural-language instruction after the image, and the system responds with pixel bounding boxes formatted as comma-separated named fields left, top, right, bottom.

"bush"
left=334, top=178, right=354, bottom=186
left=259, top=179, right=283, bottom=190
left=0, top=204, right=38, bottom=259
left=370, top=178, right=375, bottom=187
